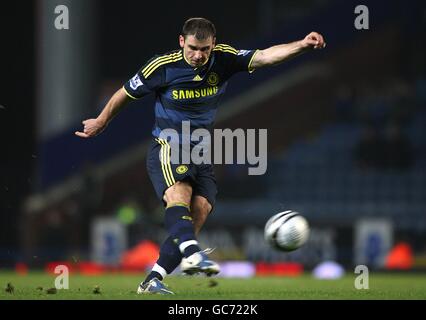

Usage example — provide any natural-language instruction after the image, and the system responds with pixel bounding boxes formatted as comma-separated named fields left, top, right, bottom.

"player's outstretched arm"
left=250, top=32, right=326, bottom=69
left=75, top=87, right=131, bottom=138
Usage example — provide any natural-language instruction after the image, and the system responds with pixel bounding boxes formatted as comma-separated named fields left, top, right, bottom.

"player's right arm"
left=75, top=54, right=166, bottom=138
left=75, top=87, right=131, bottom=138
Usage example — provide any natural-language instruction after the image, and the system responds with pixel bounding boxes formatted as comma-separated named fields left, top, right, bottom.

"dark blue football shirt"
left=123, top=44, right=258, bottom=143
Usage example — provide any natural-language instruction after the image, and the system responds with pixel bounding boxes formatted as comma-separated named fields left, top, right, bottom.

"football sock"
left=157, top=236, right=183, bottom=273
left=143, top=263, right=167, bottom=284
left=164, top=203, right=201, bottom=258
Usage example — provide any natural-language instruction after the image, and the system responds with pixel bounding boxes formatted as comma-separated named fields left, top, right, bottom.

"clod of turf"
left=208, top=279, right=218, bottom=288
left=46, top=287, right=57, bottom=294
left=36, top=286, right=43, bottom=291
left=5, top=282, right=14, bottom=294
left=93, top=285, right=101, bottom=294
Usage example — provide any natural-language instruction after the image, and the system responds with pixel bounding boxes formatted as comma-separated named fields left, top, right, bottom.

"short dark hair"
left=181, top=17, right=216, bottom=40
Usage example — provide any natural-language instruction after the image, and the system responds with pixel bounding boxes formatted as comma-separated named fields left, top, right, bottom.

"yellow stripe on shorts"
left=156, top=138, right=175, bottom=187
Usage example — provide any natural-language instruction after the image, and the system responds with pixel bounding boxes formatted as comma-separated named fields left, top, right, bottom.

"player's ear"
left=179, top=35, right=185, bottom=48
left=212, top=37, right=216, bottom=48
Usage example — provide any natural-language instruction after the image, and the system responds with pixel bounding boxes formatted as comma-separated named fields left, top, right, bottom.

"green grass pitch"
left=1, top=272, right=425, bottom=300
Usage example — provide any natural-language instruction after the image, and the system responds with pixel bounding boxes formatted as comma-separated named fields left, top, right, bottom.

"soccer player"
left=76, top=17, right=325, bottom=294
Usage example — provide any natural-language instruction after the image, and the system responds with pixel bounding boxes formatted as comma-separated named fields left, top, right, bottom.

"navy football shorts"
left=146, top=137, right=217, bottom=207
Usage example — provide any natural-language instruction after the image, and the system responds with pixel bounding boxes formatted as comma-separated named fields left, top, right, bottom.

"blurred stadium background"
left=1, top=0, right=426, bottom=281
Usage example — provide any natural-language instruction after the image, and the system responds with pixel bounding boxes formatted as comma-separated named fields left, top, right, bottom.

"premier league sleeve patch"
left=130, top=74, right=144, bottom=90
left=237, top=49, right=251, bottom=56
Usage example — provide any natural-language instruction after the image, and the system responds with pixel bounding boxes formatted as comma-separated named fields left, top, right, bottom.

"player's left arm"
left=250, top=32, right=326, bottom=69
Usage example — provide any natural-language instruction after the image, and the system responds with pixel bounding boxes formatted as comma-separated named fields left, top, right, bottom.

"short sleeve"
left=123, top=56, right=165, bottom=100
left=213, top=44, right=259, bottom=76
left=234, top=49, right=259, bottom=73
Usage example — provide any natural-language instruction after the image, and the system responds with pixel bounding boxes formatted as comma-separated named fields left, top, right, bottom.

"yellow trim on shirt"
left=142, top=52, right=182, bottom=78
left=248, top=49, right=259, bottom=73
left=122, top=86, right=138, bottom=100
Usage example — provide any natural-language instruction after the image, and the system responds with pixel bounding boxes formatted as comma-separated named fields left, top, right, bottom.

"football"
left=264, top=210, right=310, bottom=251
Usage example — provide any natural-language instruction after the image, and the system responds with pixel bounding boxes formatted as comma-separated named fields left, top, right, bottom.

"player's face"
left=180, top=35, right=215, bottom=68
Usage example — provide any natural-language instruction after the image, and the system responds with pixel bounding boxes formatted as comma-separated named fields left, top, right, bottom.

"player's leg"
left=190, top=163, right=217, bottom=234
left=162, top=181, right=220, bottom=277
left=140, top=139, right=208, bottom=293
left=162, top=181, right=206, bottom=258
left=140, top=181, right=198, bottom=294
left=142, top=181, right=216, bottom=285
left=139, top=139, right=183, bottom=294
left=179, top=164, right=220, bottom=276
left=190, top=195, right=213, bottom=234
left=139, top=140, right=219, bottom=294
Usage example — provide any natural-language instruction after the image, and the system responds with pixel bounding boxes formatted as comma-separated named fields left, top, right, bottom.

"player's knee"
left=163, top=181, right=192, bottom=206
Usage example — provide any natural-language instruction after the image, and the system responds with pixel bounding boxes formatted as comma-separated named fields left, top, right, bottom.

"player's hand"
left=301, top=32, right=326, bottom=50
left=75, top=118, right=106, bottom=138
